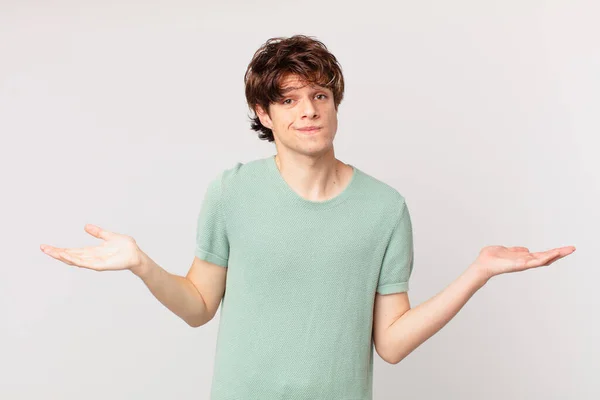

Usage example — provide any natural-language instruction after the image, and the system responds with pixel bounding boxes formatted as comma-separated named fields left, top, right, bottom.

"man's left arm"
left=374, top=245, right=576, bottom=365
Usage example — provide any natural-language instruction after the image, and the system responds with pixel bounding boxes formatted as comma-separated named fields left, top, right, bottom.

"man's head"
left=244, top=35, right=345, bottom=157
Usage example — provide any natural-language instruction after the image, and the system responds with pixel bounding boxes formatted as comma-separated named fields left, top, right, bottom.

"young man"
left=40, top=35, right=575, bottom=399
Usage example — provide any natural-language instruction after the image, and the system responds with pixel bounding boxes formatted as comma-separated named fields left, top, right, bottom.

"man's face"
left=256, top=74, right=338, bottom=157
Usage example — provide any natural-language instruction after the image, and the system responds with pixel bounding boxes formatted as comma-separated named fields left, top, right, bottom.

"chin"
left=301, top=144, right=334, bottom=157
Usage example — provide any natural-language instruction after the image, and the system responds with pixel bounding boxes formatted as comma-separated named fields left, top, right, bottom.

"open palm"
left=40, top=224, right=143, bottom=271
left=473, top=245, right=576, bottom=279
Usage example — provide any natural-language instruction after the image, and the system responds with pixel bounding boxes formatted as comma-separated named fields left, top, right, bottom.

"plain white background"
left=1, top=1, right=598, bottom=399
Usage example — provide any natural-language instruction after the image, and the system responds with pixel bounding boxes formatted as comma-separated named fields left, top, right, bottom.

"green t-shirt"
left=195, top=155, right=414, bottom=400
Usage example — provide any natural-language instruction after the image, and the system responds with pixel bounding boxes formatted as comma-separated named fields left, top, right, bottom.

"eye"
left=282, top=94, right=327, bottom=105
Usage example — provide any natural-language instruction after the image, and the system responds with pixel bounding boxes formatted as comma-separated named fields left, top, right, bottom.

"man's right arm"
left=131, top=253, right=227, bottom=327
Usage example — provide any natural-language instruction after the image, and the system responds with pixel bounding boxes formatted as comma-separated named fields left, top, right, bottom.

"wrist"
left=130, top=251, right=154, bottom=279
left=466, top=263, right=493, bottom=287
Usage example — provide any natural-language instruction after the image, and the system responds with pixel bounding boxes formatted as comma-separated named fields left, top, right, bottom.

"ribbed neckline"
left=265, top=154, right=359, bottom=209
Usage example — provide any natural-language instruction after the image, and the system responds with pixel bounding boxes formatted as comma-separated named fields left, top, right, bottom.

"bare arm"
left=41, top=224, right=227, bottom=328
left=376, top=266, right=488, bottom=364
left=131, top=253, right=227, bottom=327
left=374, top=245, right=575, bottom=364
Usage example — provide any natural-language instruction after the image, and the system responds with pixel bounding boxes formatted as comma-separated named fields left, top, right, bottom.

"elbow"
left=375, top=335, right=409, bottom=364
left=388, top=356, right=403, bottom=365
left=185, top=312, right=214, bottom=328
left=185, top=296, right=217, bottom=327
left=186, top=318, right=207, bottom=328
left=388, top=348, right=413, bottom=365
left=186, top=319, right=203, bottom=328
left=375, top=344, right=403, bottom=365
left=382, top=353, right=403, bottom=365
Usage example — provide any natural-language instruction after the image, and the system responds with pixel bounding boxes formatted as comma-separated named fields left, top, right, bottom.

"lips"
left=297, top=127, right=321, bottom=132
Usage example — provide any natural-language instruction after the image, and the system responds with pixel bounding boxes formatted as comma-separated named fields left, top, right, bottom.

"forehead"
left=280, top=74, right=323, bottom=93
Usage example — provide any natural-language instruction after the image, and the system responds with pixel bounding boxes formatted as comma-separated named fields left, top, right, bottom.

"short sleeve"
left=195, top=173, right=230, bottom=267
left=376, top=200, right=414, bottom=294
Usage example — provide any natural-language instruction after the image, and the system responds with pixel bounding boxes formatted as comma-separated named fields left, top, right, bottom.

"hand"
left=40, top=224, right=145, bottom=272
left=471, top=245, right=576, bottom=280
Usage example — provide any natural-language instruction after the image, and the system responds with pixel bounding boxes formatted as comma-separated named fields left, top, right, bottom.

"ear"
left=255, top=105, right=273, bottom=130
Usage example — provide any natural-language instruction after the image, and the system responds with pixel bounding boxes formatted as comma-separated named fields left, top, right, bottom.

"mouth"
left=297, top=127, right=322, bottom=134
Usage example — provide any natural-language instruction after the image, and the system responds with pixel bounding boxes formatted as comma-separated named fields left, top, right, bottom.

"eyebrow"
left=281, top=84, right=324, bottom=93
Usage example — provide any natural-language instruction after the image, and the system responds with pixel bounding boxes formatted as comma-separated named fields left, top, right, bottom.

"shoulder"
left=353, top=166, right=408, bottom=214
left=211, top=156, right=269, bottom=192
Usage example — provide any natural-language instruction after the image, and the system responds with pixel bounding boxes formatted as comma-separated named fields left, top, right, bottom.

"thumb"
left=84, top=224, right=114, bottom=241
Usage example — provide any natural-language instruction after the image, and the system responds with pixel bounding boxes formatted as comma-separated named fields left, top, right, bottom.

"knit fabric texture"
left=195, top=155, right=414, bottom=400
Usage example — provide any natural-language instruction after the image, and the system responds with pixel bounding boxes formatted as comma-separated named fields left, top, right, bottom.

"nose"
left=301, top=98, right=318, bottom=118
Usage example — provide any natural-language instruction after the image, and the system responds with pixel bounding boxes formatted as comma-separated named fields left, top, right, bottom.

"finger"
left=84, top=224, right=114, bottom=241
left=538, top=247, right=575, bottom=260
left=41, top=245, right=66, bottom=260
left=546, top=247, right=576, bottom=265
left=41, top=245, right=91, bottom=260
left=560, top=246, right=577, bottom=254
left=60, top=251, right=104, bottom=271
left=42, top=246, right=98, bottom=270
left=58, top=251, right=79, bottom=266
left=509, top=247, right=529, bottom=252
left=545, top=246, right=576, bottom=256
left=527, top=250, right=561, bottom=268
left=45, top=248, right=79, bottom=267
left=66, top=246, right=105, bottom=259
left=546, top=253, right=564, bottom=266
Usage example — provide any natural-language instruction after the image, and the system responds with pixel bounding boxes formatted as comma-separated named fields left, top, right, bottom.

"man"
left=40, top=35, right=575, bottom=399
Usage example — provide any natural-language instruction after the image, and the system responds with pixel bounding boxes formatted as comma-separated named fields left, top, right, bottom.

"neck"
left=274, top=149, right=351, bottom=202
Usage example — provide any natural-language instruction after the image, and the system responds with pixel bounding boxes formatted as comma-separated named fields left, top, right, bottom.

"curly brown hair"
left=244, top=35, right=345, bottom=142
